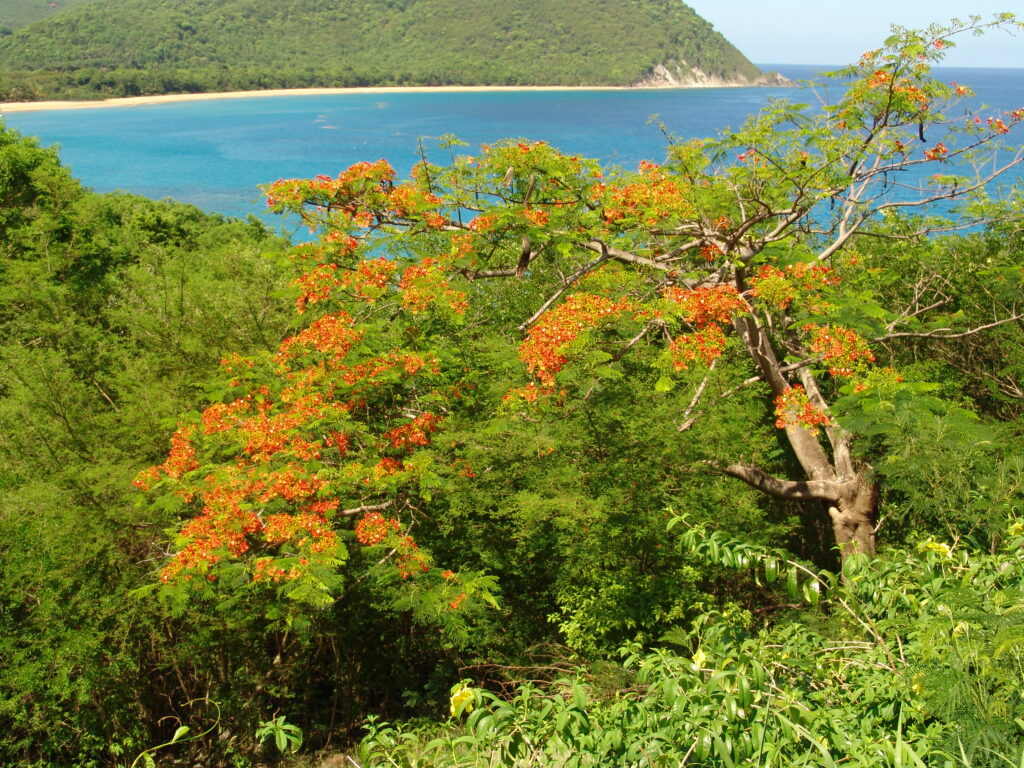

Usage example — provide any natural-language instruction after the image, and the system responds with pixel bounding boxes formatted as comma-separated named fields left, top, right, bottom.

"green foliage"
left=0, top=0, right=99, bottom=30
left=121, top=699, right=219, bottom=768
left=2, top=16, right=1024, bottom=768
left=428, top=361, right=784, bottom=659
left=0, top=120, right=297, bottom=766
left=360, top=529, right=1024, bottom=767
left=255, top=715, right=303, bottom=755
left=0, top=0, right=764, bottom=100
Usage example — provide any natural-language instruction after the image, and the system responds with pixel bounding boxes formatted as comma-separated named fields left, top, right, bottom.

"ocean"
left=2, top=65, right=1022, bottom=223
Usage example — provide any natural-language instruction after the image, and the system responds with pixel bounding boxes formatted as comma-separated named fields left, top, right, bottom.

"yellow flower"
left=1008, top=520, right=1024, bottom=537
left=691, top=647, right=707, bottom=670
left=917, top=540, right=952, bottom=558
left=449, top=683, right=474, bottom=717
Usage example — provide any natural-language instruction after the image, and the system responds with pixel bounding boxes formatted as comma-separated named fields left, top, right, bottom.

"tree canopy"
left=141, top=17, right=1024, bottom=615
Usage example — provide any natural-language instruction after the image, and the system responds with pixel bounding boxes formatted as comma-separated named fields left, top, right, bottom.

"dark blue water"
left=2, top=65, right=1021, bottom=222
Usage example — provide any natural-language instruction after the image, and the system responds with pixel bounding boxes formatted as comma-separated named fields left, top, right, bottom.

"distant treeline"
left=0, top=0, right=762, bottom=100
left=0, top=0, right=98, bottom=31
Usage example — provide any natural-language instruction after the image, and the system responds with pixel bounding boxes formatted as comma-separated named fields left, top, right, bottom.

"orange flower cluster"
left=147, top=160, right=487, bottom=594
left=502, top=381, right=546, bottom=405
left=252, top=557, right=297, bottom=583
left=276, top=312, right=363, bottom=363
left=384, top=413, right=441, bottom=452
left=264, top=511, right=338, bottom=553
left=335, top=159, right=397, bottom=189
left=151, top=303, right=438, bottom=585
left=354, top=511, right=400, bottom=546
left=374, top=457, right=404, bottom=477
left=396, top=536, right=430, bottom=579
left=786, top=263, right=841, bottom=290
left=352, top=508, right=432, bottom=578
left=387, top=184, right=443, bottom=220
left=749, top=266, right=798, bottom=309
left=256, top=464, right=327, bottom=503
left=326, top=431, right=350, bottom=456
left=399, top=258, right=469, bottom=314
left=986, top=117, right=1010, bottom=135
left=132, top=465, right=161, bottom=491
left=701, top=243, right=723, bottom=262
left=469, top=214, right=498, bottom=232
left=803, top=324, right=876, bottom=376
left=161, top=476, right=264, bottom=582
left=162, top=425, right=199, bottom=479
left=322, top=231, right=360, bottom=254
left=522, top=207, right=550, bottom=227
left=894, top=82, right=928, bottom=109
left=243, top=393, right=347, bottom=462
left=749, top=263, right=839, bottom=311
left=201, top=398, right=252, bottom=434
left=265, top=160, right=397, bottom=218
left=447, top=232, right=475, bottom=264
left=294, top=263, right=341, bottom=312
left=669, top=325, right=728, bottom=370
left=867, top=69, right=929, bottom=111
left=337, top=351, right=438, bottom=389
left=924, top=142, right=948, bottom=161
left=157, top=457, right=337, bottom=582
left=519, top=293, right=635, bottom=385
left=132, top=423, right=201, bottom=491
left=597, top=162, right=694, bottom=226
left=662, top=284, right=747, bottom=328
left=869, top=69, right=891, bottom=88
left=340, top=257, right=398, bottom=303
left=774, top=385, right=831, bottom=434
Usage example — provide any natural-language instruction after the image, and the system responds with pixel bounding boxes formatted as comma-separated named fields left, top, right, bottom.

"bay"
left=2, top=65, right=1021, bottom=223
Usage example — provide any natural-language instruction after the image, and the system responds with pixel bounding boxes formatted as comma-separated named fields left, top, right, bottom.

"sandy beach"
left=0, top=85, right=647, bottom=113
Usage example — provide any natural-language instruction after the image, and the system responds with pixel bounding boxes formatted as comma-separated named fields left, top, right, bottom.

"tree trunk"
left=726, top=312, right=883, bottom=564
left=829, top=471, right=878, bottom=560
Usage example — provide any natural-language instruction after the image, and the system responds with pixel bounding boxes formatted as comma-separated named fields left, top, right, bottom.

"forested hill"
left=0, top=0, right=777, bottom=100
left=0, top=0, right=97, bottom=31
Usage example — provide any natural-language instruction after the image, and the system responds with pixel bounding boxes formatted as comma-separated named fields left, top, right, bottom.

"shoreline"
left=0, top=84, right=687, bottom=113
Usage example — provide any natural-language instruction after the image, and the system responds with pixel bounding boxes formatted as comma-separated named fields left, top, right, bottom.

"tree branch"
left=338, top=501, right=393, bottom=517
left=676, top=359, right=717, bottom=432
left=518, top=250, right=608, bottom=331
left=581, top=240, right=672, bottom=271
left=879, top=312, right=1024, bottom=340
left=723, top=464, right=839, bottom=501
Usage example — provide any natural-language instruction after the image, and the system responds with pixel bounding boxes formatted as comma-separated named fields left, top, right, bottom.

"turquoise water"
left=2, top=65, right=1022, bottom=222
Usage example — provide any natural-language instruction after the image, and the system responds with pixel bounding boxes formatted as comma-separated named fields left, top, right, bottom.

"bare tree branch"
left=676, top=360, right=717, bottom=432
left=581, top=240, right=672, bottom=271
left=723, top=463, right=839, bottom=501
left=338, top=501, right=394, bottom=517
left=879, top=312, right=1024, bottom=340
left=518, top=250, right=609, bottom=331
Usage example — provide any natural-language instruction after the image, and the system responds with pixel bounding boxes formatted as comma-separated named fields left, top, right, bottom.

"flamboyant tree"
left=140, top=16, right=1023, bottom=608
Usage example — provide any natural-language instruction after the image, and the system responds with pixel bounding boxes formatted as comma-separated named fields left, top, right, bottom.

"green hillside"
left=0, top=0, right=98, bottom=31
left=0, top=0, right=768, bottom=100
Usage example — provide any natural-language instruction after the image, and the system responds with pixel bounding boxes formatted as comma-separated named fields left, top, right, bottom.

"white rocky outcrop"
left=633, top=61, right=792, bottom=88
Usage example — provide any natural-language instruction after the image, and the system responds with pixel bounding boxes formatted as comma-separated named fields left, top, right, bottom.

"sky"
left=684, top=2, right=1022, bottom=68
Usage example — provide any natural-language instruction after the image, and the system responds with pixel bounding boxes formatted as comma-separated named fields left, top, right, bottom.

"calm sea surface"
left=2, top=65, right=1022, bottom=222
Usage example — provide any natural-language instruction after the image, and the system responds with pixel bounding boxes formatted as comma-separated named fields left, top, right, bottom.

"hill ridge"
left=0, top=0, right=783, bottom=100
